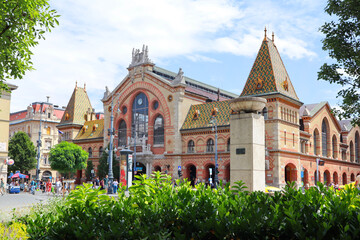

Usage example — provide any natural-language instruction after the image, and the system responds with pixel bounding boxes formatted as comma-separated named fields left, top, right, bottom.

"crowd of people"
left=92, top=175, right=119, bottom=193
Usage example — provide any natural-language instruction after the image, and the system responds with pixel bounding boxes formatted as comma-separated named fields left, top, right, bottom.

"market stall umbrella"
left=11, top=173, right=29, bottom=179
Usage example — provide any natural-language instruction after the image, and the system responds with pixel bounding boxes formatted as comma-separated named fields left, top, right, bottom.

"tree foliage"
left=0, top=0, right=59, bottom=92
left=49, top=141, right=88, bottom=176
left=318, top=0, right=360, bottom=125
left=85, top=160, right=94, bottom=181
left=97, top=148, right=119, bottom=180
left=8, top=131, right=37, bottom=173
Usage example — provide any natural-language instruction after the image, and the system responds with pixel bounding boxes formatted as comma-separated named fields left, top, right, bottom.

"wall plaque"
left=236, top=148, right=245, bottom=155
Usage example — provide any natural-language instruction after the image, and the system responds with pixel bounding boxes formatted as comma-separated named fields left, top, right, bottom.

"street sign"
left=178, top=166, right=181, bottom=170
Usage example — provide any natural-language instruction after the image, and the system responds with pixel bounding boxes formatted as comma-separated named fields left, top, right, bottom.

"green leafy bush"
left=24, top=173, right=360, bottom=239
left=0, top=222, right=28, bottom=239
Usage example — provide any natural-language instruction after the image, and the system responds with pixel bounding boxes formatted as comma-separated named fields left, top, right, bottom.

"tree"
left=49, top=141, right=88, bottom=177
left=318, top=0, right=360, bottom=125
left=0, top=0, right=59, bottom=93
left=85, top=160, right=94, bottom=181
left=8, top=131, right=37, bottom=173
left=97, top=148, right=119, bottom=180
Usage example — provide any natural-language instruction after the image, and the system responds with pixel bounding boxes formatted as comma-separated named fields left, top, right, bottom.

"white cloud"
left=8, top=0, right=327, bottom=112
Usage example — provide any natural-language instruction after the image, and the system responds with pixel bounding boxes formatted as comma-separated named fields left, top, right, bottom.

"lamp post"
left=107, top=96, right=116, bottom=194
left=210, top=115, right=218, bottom=187
left=36, top=103, right=44, bottom=185
left=132, top=119, right=138, bottom=180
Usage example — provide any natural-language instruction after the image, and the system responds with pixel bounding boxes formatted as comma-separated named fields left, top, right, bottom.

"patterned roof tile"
left=241, top=37, right=299, bottom=101
left=181, top=100, right=231, bottom=130
left=74, top=119, right=104, bottom=140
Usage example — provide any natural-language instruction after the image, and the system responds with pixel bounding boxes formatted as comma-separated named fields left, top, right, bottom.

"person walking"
left=30, top=179, right=37, bottom=195
left=0, top=178, right=5, bottom=196
left=46, top=179, right=52, bottom=195
left=95, top=177, right=100, bottom=189
left=103, top=175, right=109, bottom=192
left=56, top=178, right=62, bottom=195
left=113, top=179, right=119, bottom=193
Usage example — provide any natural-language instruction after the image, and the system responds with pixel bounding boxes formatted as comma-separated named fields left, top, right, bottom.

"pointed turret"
left=58, top=84, right=93, bottom=127
left=240, top=31, right=299, bottom=101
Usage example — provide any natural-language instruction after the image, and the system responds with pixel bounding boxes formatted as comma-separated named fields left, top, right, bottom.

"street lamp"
left=36, top=102, right=44, bottom=185
left=209, top=115, right=219, bottom=188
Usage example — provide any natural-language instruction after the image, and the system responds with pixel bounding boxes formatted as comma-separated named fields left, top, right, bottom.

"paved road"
left=0, top=191, right=60, bottom=222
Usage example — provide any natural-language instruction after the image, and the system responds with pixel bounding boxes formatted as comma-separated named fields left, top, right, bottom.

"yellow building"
left=0, top=84, right=17, bottom=180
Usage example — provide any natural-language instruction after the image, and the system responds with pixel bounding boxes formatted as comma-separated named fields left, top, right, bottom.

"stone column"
left=229, top=97, right=266, bottom=192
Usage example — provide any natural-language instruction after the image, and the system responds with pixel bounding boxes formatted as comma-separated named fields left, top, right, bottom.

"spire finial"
left=75, top=81, right=78, bottom=88
left=84, top=83, right=86, bottom=90
left=264, top=26, right=267, bottom=39
left=272, top=32, right=274, bottom=42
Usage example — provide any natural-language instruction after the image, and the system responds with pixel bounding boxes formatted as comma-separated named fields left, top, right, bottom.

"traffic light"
left=37, top=169, right=41, bottom=175
left=215, top=167, right=219, bottom=174
left=178, top=169, right=182, bottom=178
left=318, top=160, right=325, bottom=166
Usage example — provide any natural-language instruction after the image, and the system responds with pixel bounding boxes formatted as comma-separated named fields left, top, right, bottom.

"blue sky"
left=8, top=0, right=340, bottom=113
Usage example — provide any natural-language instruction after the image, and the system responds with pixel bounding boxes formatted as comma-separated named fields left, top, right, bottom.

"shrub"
left=0, top=222, right=28, bottom=239
left=24, top=173, right=360, bottom=239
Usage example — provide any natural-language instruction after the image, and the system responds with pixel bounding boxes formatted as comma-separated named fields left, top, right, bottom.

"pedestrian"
left=0, top=178, right=5, bottom=196
left=46, top=179, right=52, bottom=195
left=113, top=179, right=119, bottom=193
left=103, top=175, right=109, bottom=191
left=30, top=179, right=37, bottom=195
left=100, top=179, right=104, bottom=190
left=355, top=175, right=360, bottom=190
left=56, top=178, right=62, bottom=195
left=95, top=177, right=100, bottom=189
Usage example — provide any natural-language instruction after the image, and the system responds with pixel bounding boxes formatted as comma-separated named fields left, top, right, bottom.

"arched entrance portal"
left=134, top=162, right=146, bottom=176
left=153, top=165, right=161, bottom=173
left=302, top=168, right=309, bottom=186
left=225, top=163, right=230, bottom=183
left=323, top=170, right=330, bottom=185
left=314, top=170, right=321, bottom=185
left=42, top=171, right=52, bottom=180
left=187, top=164, right=196, bottom=186
left=205, top=164, right=215, bottom=186
left=342, top=173, right=347, bottom=185
left=333, top=172, right=338, bottom=184
left=285, top=163, right=297, bottom=184
left=351, top=173, right=355, bottom=182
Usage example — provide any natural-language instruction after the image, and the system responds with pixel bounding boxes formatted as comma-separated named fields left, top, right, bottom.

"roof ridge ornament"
left=172, top=67, right=186, bottom=86
left=264, top=26, right=267, bottom=40
left=129, top=44, right=153, bottom=68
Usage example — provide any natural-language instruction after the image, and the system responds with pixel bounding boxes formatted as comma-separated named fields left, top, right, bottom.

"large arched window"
left=132, top=93, right=149, bottom=140
left=88, top=147, right=92, bottom=158
left=187, top=140, right=195, bottom=153
left=350, top=141, right=354, bottom=162
left=118, top=120, right=127, bottom=147
left=332, top=135, right=338, bottom=159
left=99, top=146, right=103, bottom=157
left=154, top=115, right=164, bottom=145
left=206, top=139, right=214, bottom=152
left=314, top=129, right=319, bottom=155
left=356, top=132, right=359, bottom=163
left=322, top=120, right=328, bottom=157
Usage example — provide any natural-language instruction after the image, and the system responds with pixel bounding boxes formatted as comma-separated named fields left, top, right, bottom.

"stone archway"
left=323, top=170, right=331, bottom=185
left=333, top=172, right=338, bottom=184
left=204, top=164, right=215, bottom=186
left=342, top=172, right=347, bottom=185
left=224, top=163, right=230, bottom=183
left=351, top=173, right=355, bottom=182
left=314, top=170, right=321, bottom=185
left=186, top=164, right=197, bottom=186
left=285, top=163, right=297, bottom=184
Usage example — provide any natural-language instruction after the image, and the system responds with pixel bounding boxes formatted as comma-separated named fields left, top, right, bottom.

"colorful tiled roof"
left=74, top=119, right=104, bottom=140
left=59, top=87, right=93, bottom=126
left=10, top=110, right=27, bottom=121
left=241, top=37, right=299, bottom=101
left=181, top=100, right=231, bottom=130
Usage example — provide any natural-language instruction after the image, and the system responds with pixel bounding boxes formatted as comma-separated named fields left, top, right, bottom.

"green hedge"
left=23, top=172, right=360, bottom=239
